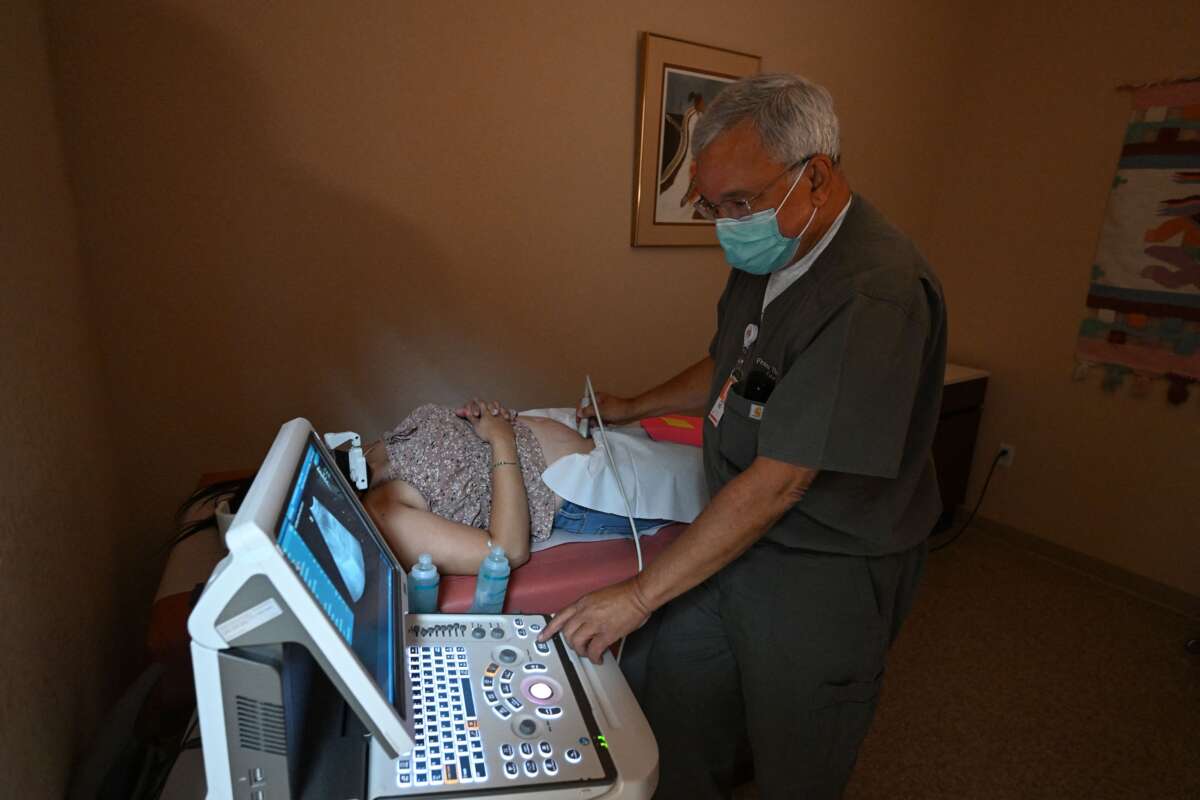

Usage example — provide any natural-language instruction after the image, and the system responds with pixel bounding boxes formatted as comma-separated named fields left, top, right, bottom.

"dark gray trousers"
left=621, top=539, right=926, bottom=800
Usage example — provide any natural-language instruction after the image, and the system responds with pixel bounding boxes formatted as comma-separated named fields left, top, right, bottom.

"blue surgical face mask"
left=715, top=164, right=818, bottom=275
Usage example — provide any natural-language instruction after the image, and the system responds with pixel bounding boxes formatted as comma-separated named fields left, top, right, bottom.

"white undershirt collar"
left=762, top=196, right=853, bottom=310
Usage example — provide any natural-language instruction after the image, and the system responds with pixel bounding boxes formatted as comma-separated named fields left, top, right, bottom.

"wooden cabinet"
left=932, top=365, right=989, bottom=532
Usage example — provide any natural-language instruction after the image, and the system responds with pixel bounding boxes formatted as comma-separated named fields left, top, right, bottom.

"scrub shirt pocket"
left=717, top=389, right=761, bottom=470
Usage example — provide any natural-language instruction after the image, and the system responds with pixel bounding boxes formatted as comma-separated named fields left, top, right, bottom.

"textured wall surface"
left=924, top=0, right=1200, bottom=596
left=1, top=1, right=123, bottom=795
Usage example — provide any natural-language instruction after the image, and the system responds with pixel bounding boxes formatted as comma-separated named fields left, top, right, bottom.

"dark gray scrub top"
left=704, top=196, right=947, bottom=556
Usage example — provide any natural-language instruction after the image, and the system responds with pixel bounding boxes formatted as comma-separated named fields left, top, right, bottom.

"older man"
left=541, top=73, right=946, bottom=798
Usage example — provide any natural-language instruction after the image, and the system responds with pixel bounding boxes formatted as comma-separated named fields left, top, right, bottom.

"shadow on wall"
left=48, top=2, right=525, bottom=675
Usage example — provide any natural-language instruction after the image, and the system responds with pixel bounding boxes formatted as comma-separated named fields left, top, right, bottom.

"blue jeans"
left=551, top=499, right=671, bottom=536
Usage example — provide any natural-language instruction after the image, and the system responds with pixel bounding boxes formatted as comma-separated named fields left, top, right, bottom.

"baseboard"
left=963, top=513, right=1200, bottom=621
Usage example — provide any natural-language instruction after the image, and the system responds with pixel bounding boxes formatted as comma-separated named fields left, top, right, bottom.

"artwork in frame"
left=632, top=33, right=761, bottom=246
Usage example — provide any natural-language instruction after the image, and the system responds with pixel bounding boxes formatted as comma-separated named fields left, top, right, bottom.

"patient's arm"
left=480, top=421, right=531, bottom=567
left=364, top=397, right=532, bottom=575
left=364, top=490, right=527, bottom=575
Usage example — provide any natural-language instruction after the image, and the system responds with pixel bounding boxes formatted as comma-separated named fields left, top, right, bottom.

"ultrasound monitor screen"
left=275, top=433, right=404, bottom=711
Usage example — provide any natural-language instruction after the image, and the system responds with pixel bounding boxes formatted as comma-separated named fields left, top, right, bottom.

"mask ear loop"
left=775, top=162, right=820, bottom=247
left=772, top=161, right=809, bottom=216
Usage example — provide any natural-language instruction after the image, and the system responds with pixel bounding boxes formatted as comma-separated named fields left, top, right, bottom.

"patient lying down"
left=363, top=399, right=667, bottom=576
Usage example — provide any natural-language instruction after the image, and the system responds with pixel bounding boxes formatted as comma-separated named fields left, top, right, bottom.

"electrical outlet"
left=997, top=443, right=1015, bottom=467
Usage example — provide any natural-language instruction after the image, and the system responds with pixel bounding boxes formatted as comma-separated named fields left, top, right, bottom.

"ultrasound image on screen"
left=276, top=436, right=400, bottom=706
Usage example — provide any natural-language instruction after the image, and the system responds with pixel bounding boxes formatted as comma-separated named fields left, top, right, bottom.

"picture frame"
left=631, top=33, right=762, bottom=247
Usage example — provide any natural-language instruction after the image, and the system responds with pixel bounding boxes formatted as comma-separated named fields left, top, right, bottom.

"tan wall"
left=46, top=0, right=967, bottom=612
left=0, top=0, right=125, bottom=794
left=926, top=2, right=1200, bottom=597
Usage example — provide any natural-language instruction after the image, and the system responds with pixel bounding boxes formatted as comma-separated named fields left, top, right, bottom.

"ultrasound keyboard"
left=368, top=613, right=617, bottom=798
left=402, top=645, right=486, bottom=787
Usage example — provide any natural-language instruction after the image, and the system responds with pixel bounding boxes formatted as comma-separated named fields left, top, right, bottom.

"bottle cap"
left=417, top=553, right=433, bottom=567
left=490, top=544, right=507, bottom=558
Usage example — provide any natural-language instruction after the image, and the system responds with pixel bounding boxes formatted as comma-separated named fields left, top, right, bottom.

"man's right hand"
left=576, top=391, right=639, bottom=428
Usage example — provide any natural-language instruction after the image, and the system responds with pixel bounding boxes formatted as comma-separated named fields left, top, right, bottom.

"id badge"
left=707, top=373, right=737, bottom=428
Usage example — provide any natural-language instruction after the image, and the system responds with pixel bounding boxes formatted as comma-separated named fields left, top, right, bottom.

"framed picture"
left=632, top=33, right=761, bottom=246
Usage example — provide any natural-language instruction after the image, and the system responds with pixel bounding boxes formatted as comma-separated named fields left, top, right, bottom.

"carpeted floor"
left=735, top=528, right=1200, bottom=799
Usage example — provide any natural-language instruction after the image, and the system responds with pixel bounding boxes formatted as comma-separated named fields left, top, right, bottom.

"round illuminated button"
left=528, top=681, right=553, bottom=701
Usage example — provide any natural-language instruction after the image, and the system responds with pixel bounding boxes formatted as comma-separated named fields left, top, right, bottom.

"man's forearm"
left=632, top=457, right=818, bottom=611
left=631, top=356, right=715, bottom=418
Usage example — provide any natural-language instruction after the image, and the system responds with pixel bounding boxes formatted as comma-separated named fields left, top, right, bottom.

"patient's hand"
left=455, top=398, right=517, bottom=445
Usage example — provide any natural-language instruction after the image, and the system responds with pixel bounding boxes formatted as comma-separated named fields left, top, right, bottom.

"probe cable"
left=930, top=450, right=1003, bottom=553
left=581, top=375, right=645, bottom=664
left=583, top=375, right=646, bottom=573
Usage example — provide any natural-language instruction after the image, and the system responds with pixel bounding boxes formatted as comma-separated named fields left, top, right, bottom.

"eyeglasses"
left=692, top=158, right=811, bottom=221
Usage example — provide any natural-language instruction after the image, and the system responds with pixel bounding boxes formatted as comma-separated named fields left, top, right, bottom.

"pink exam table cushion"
left=438, top=523, right=686, bottom=613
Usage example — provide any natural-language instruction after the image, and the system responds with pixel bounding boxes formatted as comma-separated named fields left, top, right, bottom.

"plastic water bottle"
left=407, top=553, right=440, bottom=613
left=470, top=545, right=511, bottom=614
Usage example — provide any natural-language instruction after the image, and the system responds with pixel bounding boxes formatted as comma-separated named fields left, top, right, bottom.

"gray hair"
left=691, top=73, right=840, bottom=164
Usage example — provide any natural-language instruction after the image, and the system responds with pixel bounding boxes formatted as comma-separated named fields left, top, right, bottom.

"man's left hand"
left=538, top=578, right=653, bottom=664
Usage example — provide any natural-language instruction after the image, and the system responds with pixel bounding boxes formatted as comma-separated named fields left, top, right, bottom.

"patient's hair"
left=169, top=477, right=252, bottom=552
left=691, top=73, right=840, bottom=164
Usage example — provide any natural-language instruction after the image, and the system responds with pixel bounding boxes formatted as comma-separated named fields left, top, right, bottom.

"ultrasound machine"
left=188, top=418, right=658, bottom=799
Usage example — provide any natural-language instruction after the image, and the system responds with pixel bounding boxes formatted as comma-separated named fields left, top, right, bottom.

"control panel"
left=375, top=613, right=616, bottom=797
